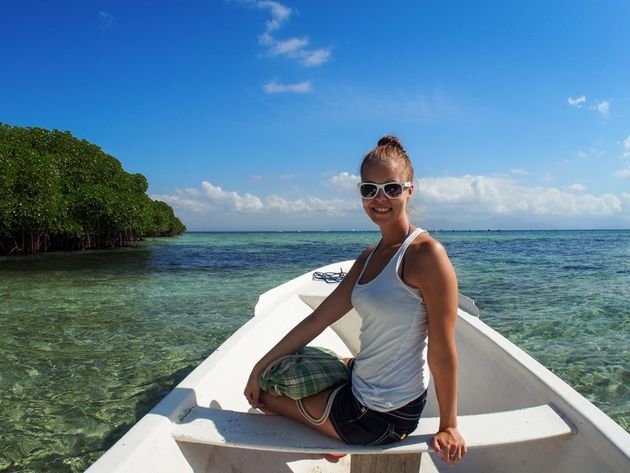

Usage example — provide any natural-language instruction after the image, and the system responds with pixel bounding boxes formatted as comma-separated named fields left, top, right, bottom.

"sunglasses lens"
left=384, top=183, right=403, bottom=198
left=360, top=184, right=378, bottom=199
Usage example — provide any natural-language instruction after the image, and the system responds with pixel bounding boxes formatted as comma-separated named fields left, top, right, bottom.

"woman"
left=244, top=135, right=466, bottom=464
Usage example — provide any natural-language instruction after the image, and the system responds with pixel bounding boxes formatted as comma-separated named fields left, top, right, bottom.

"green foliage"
left=149, top=200, right=187, bottom=236
left=0, top=123, right=186, bottom=255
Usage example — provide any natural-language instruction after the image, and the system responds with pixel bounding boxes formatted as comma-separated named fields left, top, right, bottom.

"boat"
left=86, top=261, right=630, bottom=472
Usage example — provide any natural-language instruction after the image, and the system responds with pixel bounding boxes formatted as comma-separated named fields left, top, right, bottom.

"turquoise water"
left=0, top=230, right=628, bottom=472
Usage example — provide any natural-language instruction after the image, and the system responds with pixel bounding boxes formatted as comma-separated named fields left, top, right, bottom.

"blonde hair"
left=360, top=135, right=414, bottom=181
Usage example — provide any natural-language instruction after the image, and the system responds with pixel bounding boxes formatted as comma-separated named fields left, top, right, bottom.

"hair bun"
left=377, top=135, right=405, bottom=152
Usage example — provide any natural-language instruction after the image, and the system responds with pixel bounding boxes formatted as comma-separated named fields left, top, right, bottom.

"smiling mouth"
left=373, top=207, right=391, bottom=214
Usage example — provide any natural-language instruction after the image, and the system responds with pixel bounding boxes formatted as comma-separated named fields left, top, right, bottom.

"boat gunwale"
left=456, top=309, right=630, bottom=457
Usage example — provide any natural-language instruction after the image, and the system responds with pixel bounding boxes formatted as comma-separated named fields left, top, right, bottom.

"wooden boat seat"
left=172, top=404, right=574, bottom=471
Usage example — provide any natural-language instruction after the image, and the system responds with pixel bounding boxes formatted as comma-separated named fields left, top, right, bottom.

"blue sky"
left=2, top=0, right=629, bottom=230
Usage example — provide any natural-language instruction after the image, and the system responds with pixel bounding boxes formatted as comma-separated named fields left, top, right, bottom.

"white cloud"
left=568, top=95, right=586, bottom=107
left=153, top=180, right=359, bottom=216
left=257, top=0, right=291, bottom=32
left=155, top=175, right=629, bottom=229
left=263, top=80, right=312, bottom=94
left=612, top=166, right=630, bottom=178
left=259, top=34, right=331, bottom=67
left=201, top=181, right=264, bottom=211
left=576, top=148, right=604, bottom=159
left=279, top=173, right=298, bottom=180
left=542, top=173, right=554, bottom=183
left=97, top=11, right=113, bottom=30
left=266, top=36, right=309, bottom=56
left=253, top=0, right=331, bottom=67
left=265, top=195, right=356, bottom=214
left=590, top=100, right=611, bottom=119
left=152, top=188, right=209, bottom=213
left=567, top=95, right=613, bottom=119
left=328, top=172, right=360, bottom=191
left=152, top=183, right=265, bottom=213
left=415, top=175, right=623, bottom=218
left=510, top=168, right=529, bottom=176
left=299, top=48, right=332, bottom=67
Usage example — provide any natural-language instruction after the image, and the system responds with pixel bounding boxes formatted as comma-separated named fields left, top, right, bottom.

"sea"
left=0, top=230, right=628, bottom=472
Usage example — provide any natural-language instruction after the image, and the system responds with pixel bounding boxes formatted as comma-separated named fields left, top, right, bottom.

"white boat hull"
left=86, top=261, right=630, bottom=472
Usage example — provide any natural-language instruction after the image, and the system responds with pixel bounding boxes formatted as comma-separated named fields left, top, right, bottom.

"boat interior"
left=86, top=261, right=630, bottom=473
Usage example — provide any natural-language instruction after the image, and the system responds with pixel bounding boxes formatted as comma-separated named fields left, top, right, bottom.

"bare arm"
left=244, top=249, right=371, bottom=407
left=407, top=239, right=467, bottom=464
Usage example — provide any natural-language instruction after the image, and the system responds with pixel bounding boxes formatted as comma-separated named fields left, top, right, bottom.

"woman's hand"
left=433, top=427, right=467, bottom=464
left=244, top=368, right=263, bottom=408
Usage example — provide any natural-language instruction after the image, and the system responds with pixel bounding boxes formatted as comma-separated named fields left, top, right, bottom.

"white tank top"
left=350, top=228, right=430, bottom=412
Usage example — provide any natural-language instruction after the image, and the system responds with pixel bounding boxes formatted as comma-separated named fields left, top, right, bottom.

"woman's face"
left=360, top=159, right=413, bottom=227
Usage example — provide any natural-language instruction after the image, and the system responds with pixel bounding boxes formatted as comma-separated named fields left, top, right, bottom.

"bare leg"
left=259, top=388, right=341, bottom=440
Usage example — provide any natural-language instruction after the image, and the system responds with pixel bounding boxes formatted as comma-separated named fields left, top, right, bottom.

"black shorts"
left=328, top=382, right=427, bottom=446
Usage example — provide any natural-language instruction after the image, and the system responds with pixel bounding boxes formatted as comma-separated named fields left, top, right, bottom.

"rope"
left=312, top=268, right=347, bottom=284
left=295, top=384, right=344, bottom=425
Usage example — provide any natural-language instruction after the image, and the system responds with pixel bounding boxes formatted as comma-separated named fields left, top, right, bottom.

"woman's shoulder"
left=357, top=244, right=376, bottom=262
left=405, top=231, right=456, bottom=291
left=407, top=231, right=450, bottom=269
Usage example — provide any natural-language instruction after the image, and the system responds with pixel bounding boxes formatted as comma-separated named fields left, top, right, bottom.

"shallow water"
left=0, top=230, right=628, bottom=472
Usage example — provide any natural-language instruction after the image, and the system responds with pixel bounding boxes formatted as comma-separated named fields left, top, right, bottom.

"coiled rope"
left=312, top=268, right=347, bottom=284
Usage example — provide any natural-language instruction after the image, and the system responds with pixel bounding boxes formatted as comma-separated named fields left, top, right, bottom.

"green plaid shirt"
left=259, top=346, right=350, bottom=400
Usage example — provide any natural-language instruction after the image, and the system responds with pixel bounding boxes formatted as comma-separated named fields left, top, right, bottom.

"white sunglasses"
left=357, top=181, right=412, bottom=199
